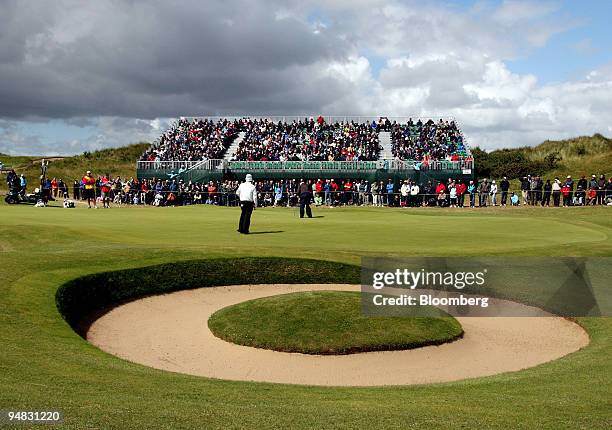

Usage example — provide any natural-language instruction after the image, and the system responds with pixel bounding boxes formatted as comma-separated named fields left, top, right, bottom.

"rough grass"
left=524, top=134, right=612, bottom=179
left=516, top=134, right=612, bottom=179
left=526, top=134, right=612, bottom=162
left=0, top=203, right=611, bottom=429
left=208, top=291, right=463, bottom=354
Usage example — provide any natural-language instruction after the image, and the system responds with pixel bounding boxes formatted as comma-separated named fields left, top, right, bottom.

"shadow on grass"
left=57, top=257, right=360, bottom=337
left=248, top=231, right=284, bottom=235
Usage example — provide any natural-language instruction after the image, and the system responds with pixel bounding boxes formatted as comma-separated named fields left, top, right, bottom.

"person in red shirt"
left=330, top=179, right=339, bottom=205
left=315, top=179, right=323, bottom=203
left=207, top=181, right=217, bottom=204
left=140, top=180, right=150, bottom=205
left=100, top=174, right=112, bottom=208
left=343, top=179, right=353, bottom=205
left=561, top=184, right=571, bottom=207
left=435, top=181, right=446, bottom=207
left=587, top=187, right=597, bottom=205
left=51, top=178, right=59, bottom=198
left=455, top=181, right=466, bottom=207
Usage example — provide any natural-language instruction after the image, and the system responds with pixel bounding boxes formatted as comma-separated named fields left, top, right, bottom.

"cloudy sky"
left=0, top=0, right=610, bottom=155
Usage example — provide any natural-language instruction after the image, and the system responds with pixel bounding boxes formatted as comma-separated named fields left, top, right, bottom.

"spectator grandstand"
left=232, top=117, right=381, bottom=162
left=390, top=118, right=468, bottom=162
left=140, top=118, right=239, bottom=162
left=140, top=116, right=470, bottom=164
left=136, top=116, right=474, bottom=188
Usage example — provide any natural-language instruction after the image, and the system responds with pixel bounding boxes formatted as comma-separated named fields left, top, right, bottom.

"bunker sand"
left=87, top=284, right=589, bottom=386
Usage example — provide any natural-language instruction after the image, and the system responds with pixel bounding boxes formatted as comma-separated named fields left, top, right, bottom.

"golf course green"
left=1, top=203, right=611, bottom=429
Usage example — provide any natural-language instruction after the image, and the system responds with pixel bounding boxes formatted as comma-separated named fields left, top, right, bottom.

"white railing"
left=425, top=159, right=474, bottom=171
left=137, top=159, right=224, bottom=171
left=176, top=115, right=457, bottom=124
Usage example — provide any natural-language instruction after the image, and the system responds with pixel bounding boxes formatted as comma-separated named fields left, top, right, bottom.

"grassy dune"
left=0, top=143, right=148, bottom=191
left=526, top=134, right=612, bottom=179
left=474, top=134, right=612, bottom=182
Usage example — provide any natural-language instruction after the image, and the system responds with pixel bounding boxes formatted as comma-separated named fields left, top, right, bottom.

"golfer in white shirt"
left=236, top=174, right=257, bottom=234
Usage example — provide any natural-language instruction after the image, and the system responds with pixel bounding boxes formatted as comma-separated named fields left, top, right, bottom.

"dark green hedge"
left=472, top=147, right=559, bottom=179
left=55, top=257, right=360, bottom=333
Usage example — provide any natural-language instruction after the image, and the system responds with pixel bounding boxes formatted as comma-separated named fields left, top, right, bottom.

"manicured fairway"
left=0, top=203, right=611, bottom=429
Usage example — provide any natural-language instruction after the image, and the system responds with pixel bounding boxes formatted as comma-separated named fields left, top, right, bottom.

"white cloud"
left=492, top=0, right=561, bottom=25
left=0, top=0, right=609, bottom=154
left=463, top=61, right=537, bottom=104
left=517, top=98, right=556, bottom=122
left=325, top=56, right=372, bottom=85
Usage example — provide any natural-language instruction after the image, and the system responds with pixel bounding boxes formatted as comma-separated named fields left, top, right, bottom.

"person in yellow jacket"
left=82, top=170, right=97, bottom=208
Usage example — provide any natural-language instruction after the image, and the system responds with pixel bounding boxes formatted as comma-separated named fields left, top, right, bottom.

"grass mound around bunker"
left=208, top=290, right=463, bottom=354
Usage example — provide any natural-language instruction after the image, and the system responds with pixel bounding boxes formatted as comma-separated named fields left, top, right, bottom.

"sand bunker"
left=86, top=284, right=589, bottom=386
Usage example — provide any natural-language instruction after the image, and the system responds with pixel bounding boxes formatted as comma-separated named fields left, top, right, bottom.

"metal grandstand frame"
left=174, top=115, right=457, bottom=122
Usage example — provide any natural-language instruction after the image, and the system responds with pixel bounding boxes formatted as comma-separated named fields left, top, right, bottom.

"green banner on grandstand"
left=137, top=159, right=474, bottom=182
left=228, top=160, right=381, bottom=171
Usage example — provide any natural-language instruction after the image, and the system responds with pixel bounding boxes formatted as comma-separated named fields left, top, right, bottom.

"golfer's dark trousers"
left=299, top=192, right=312, bottom=218
left=239, top=201, right=254, bottom=233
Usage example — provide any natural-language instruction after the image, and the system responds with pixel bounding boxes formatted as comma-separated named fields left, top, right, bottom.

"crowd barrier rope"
left=52, top=187, right=611, bottom=208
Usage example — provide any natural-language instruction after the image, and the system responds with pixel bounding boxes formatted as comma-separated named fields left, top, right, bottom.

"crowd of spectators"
left=232, top=117, right=381, bottom=162
left=391, top=118, right=468, bottom=162
left=5, top=169, right=70, bottom=203
left=5, top=166, right=611, bottom=208
left=139, top=116, right=473, bottom=163
left=517, top=174, right=611, bottom=207
left=140, top=118, right=239, bottom=162
left=50, top=173, right=610, bottom=208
